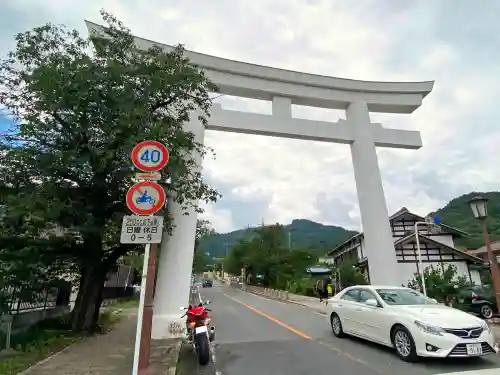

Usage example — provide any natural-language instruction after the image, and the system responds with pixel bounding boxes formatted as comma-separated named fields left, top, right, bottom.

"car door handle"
left=355, top=308, right=362, bottom=311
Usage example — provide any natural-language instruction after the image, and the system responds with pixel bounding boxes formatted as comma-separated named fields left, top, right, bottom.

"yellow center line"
left=222, top=293, right=312, bottom=340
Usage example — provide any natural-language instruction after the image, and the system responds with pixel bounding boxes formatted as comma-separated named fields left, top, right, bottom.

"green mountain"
left=431, top=191, right=500, bottom=249
left=200, top=190, right=500, bottom=258
left=199, top=219, right=358, bottom=258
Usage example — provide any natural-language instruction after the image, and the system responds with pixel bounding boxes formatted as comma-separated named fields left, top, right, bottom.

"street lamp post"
left=468, top=195, right=500, bottom=317
left=413, top=215, right=440, bottom=297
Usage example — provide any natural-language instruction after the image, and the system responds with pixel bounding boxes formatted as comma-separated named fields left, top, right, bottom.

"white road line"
left=197, top=286, right=203, bottom=304
left=437, top=370, right=500, bottom=375
left=234, top=288, right=327, bottom=317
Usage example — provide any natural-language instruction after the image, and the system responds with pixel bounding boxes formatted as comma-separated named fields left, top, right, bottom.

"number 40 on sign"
left=131, top=140, right=169, bottom=172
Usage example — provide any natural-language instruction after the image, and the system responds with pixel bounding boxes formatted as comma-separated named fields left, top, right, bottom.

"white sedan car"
left=326, top=285, right=499, bottom=362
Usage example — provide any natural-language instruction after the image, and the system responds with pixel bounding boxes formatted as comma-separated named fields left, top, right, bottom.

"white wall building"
left=328, top=207, right=485, bottom=286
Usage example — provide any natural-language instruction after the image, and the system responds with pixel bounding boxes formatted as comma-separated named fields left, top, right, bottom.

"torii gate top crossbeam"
left=85, top=21, right=434, bottom=114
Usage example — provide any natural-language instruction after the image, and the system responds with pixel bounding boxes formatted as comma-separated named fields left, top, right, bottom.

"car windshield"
left=375, top=288, right=437, bottom=305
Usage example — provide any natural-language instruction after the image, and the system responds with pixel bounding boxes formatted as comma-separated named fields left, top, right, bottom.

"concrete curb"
left=168, top=339, right=182, bottom=375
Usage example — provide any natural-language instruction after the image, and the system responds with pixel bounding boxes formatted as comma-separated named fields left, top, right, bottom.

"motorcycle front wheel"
left=194, top=333, right=210, bottom=365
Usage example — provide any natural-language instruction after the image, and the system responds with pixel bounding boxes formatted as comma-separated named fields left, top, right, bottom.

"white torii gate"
left=86, top=21, right=434, bottom=339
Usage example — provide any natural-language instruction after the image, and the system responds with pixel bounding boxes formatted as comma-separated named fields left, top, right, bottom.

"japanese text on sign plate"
left=121, top=216, right=163, bottom=243
left=124, top=217, right=161, bottom=227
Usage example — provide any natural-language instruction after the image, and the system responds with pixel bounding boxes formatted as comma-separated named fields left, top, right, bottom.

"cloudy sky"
left=1, top=0, right=499, bottom=233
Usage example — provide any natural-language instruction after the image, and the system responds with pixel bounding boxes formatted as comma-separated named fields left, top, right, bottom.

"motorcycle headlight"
left=189, top=322, right=196, bottom=328
left=414, top=320, right=444, bottom=336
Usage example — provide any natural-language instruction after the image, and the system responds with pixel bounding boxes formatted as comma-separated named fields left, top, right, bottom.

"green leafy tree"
left=223, top=224, right=317, bottom=289
left=192, top=219, right=217, bottom=274
left=408, top=264, right=472, bottom=305
left=337, top=261, right=368, bottom=288
left=223, top=239, right=251, bottom=276
left=0, top=11, right=219, bottom=331
left=0, top=186, right=79, bottom=314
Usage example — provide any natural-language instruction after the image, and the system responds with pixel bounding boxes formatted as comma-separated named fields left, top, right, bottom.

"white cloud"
left=2, top=0, right=500, bottom=233
left=199, top=202, right=234, bottom=234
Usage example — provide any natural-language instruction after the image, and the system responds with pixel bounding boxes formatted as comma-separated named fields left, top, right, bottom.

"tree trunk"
left=92, top=279, right=105, bottom=331
left=71, top=264, right=107, bottom=332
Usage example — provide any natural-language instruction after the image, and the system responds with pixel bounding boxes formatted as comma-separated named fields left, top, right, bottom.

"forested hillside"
left=431, top=191, right=500, bottom=249
left=198, top=219, right=358, bottom=258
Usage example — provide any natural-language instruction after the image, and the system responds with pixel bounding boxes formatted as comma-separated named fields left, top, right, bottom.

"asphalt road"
left=176, top=282, right=500, bottom=375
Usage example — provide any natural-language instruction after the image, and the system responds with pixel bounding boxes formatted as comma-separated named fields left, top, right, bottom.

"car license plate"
left=466, top=343, right=482, bottom=356
left=195, top=325, right=208, bottom=334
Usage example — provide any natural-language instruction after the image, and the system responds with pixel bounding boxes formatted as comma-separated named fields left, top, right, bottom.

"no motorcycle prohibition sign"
left=131, top=140, right=169, bottom=172
left=126, top=181, right=166, bottom=215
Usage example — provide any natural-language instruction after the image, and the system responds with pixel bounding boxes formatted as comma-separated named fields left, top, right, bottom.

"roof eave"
left=327, top=233, right=364, bottom=256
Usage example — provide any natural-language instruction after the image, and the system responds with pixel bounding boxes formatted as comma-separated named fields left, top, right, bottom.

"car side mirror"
left=365, top=298, right=379, bottom=307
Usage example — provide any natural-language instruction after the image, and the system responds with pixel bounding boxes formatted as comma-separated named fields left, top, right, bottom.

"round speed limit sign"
left=131, top=140, right=169, bottom=172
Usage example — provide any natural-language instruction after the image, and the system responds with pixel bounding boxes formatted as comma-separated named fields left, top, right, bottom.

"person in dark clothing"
left=316, top=278, right=329, bottom=303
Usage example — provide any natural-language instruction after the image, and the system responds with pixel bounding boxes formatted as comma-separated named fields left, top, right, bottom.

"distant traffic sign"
left=131, top=141, right=169, bottom=172
left=126, top=181, right=166, bottom=215
left=120, top=215, right=164, bottom=244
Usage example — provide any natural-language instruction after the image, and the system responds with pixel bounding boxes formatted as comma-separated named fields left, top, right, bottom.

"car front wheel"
left=330, top=313, right=345, bottom=338
left=391, top=325, right=419, bottom=362
left=480, top=304, right=494, bottom=319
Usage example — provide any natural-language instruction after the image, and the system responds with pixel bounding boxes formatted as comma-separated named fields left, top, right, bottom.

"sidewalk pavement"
left=20, top=309, right=181, bottom=375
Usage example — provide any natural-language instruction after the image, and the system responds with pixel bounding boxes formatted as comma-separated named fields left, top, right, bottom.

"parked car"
left=457, top=285, right=498, bottom=319
left=202, top=279, right=213, bottom=288
left=326, top=285, right=498, bottom=362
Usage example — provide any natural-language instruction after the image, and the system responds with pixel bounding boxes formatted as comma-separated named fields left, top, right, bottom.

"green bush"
left=287, top=277, right=315, bottom=296
left=407, top=264, right=472, bottom=304
left=337, top=262, right=368, bottom=287
left=0, top=314, right=81, bottom=375
left=0, top=308, right=124, bottom=375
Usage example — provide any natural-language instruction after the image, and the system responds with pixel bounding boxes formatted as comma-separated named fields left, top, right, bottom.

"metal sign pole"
left=138, top=242, right=158, bottom=373
left=132, top=243, right=150, bottom=375
left=126, top=140, right=169, bottom=375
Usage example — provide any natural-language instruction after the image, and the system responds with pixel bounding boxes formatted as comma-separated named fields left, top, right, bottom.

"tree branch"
left=103, top=244, right=138, bottom=267
left=150, top=97, right=175, bottom=113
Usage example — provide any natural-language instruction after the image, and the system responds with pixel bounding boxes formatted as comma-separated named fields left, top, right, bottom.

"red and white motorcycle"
left=180, top=301, right=215, bottom=365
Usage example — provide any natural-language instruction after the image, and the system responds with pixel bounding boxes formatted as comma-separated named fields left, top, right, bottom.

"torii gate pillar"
left=347, top=101, right=398, bottom=284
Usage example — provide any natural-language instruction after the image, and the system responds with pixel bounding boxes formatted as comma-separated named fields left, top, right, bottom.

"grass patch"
left=106, top=295, right=139, bottom=309
left=0, top=314, right=81, bottom=375
left=0, top=308, right=125, bottom=375
left=96, top=309, right=124, bottom=333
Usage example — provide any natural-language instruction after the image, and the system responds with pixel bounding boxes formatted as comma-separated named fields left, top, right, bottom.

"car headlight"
left=481, top=320, right=491, bottom=333
left=414, top=320, right=444, bottom=336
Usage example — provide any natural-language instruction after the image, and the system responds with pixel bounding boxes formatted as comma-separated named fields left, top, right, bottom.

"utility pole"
left=288, top=232, right=291, bottom=250
left=222, top=240, right=229, bottom=278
